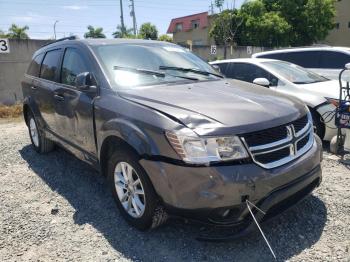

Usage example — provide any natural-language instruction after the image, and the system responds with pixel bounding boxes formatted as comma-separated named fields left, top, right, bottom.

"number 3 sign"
left=0, top=39, right=10, bottom=53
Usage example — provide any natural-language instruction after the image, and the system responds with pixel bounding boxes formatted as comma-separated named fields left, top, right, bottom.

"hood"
left=119, top=79, right=306, bottom=136
left=301, top=80, right=341, bottom=100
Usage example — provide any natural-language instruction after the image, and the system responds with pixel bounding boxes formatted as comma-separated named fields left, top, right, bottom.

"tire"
left=27, top=111, right=55, bottom=154
left=107, top=147, right=167, bottom=230
left=311, top=110, right=325, bottom=140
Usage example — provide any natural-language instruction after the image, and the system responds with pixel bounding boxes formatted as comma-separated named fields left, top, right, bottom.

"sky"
left=0, top=0, right=245, bottom=39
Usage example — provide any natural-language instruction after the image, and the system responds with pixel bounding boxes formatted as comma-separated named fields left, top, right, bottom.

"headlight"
left=166, top=130, right=249, bottom=164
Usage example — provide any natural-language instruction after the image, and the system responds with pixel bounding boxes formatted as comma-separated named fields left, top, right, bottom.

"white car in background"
left=252, top=46, right=350, bottom=81
left=210, top=58, right=341, bottom=141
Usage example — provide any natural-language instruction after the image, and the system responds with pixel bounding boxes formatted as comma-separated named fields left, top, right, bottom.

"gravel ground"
left=0, top=120, right=349, bottom=262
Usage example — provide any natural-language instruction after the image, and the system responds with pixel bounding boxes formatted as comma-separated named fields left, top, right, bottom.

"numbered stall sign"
left=210, top=45, right=217, bottom=55
left=0, top=39, right=10, bottom=53
left=247, top=46, right=252, bottom=55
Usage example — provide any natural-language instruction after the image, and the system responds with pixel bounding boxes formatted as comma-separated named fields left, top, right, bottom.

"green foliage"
left=84, top=25, right=106, bottom=38
left=7, top=24, right=29, bottom=39
left=139, top=23, right=158, bottom=40
left=210, top=0, right=336, bottom=47
left=238, top=1, right=291, bottom=47
left=209, top=9, right=244, bottom=46
left=261, top=0, right=335, bottom=46
left=112, top=25, right=134, bottom=38
left=158, top=34, right=173, bottom=42
left=215, top=0, right=225, bottom=11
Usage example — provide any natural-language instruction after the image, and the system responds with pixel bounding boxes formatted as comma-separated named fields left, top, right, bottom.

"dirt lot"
left=0, top=120, right=349, bottom=262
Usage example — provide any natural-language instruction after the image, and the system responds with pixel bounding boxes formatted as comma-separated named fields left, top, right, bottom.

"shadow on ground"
left=20, top=145, right=327, bottom=262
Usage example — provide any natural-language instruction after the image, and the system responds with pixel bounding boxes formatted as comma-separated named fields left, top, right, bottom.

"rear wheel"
left=27, top=112, right=55, bottom=153
left=107, top=148, right=167, bottom=230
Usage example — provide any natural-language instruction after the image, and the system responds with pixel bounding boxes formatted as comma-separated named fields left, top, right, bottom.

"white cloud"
left=62, top=5, right=88, bottom=10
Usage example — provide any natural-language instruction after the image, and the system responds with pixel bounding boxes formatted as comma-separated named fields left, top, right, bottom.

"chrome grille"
left=241, top=114, right=314, bottom=169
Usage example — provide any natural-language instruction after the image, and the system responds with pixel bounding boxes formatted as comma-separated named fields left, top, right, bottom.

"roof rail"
left=42, top=35, right=79, bottom=47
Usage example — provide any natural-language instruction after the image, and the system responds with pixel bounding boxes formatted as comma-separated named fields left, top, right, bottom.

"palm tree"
left=84, top=25, right=106, bottom=38
left=112, top=25, right=133, bottom=38
left=7, top=24, right=29, bottom=39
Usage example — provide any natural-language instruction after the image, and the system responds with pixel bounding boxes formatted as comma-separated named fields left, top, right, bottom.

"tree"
left=209, top=9, right=244, bottom=58
left=139, top=23, right=158, bottom=40
left=237, top=1, right=291, bottom=47
left=7, top=24, right=29, bottom=39
left=112, top=25, right=133, bottom=38
left=210, top=0, right=335, bottom=48
left=158, top=34, right=173, bottom=42
left=262, top=0, right=335, bottom=46
left=215, top=0, right=225, bottom=12
left=84, top=25, right=106, bottom=38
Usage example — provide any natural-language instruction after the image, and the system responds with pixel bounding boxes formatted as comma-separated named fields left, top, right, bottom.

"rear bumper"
left=140, top=136, right=322, bottom=225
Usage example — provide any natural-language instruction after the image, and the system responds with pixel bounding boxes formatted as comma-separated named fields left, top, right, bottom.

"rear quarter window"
left=27, top=53, right=44, bottom=77
left=320, top=51, right=350, bottom=69
left=40, top=49, right=62, bottom=81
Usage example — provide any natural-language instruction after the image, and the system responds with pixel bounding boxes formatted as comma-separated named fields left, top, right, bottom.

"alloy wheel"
left=114, top=162, right=146, bottom=218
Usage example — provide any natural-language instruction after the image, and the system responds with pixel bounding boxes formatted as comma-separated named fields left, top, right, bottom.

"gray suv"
left=22, top=37, right=322, bottom=236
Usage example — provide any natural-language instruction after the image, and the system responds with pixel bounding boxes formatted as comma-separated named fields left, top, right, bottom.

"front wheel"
left=107, top=148, right=167, bottom=230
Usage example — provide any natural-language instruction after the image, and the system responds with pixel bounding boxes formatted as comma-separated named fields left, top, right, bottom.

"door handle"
left=54, top=94, right=65, bottom=101
left=31, top=86, right=37, bottom=90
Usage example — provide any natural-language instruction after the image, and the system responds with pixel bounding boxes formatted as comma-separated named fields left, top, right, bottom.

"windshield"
left=262, top=60, right=328, bottom=84
left=92, top=43, right=220, bottom=88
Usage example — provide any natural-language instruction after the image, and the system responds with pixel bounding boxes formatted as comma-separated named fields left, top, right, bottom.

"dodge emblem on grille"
left=287, top=125, right=298, bottom=156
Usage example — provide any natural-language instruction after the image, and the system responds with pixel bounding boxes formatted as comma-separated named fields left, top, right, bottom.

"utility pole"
left=119, top=0, right=126, bottom=35
left=129, top=0, right=137, bottom=35
left=53, top=20, right=59, bottom=39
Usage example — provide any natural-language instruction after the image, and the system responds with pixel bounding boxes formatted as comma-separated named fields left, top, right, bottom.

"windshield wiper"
left=159, top=66, right=223, bottom=78
left=113, top=66, right=198, bottom=81
left=113, top=66, right=165, bottom=77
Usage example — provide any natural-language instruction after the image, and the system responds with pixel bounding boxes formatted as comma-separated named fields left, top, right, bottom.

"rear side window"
left=320, top=51, right=350, bottom=69
left=27, top=53, right=44, bottom=77
left=61, top=48, right=89, bottom=86
left=40, top=49, right=61, bottom=81
left=283, top=51, right=321, bottom=68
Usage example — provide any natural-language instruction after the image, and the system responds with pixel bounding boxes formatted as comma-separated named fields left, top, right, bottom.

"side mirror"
left=253, top=78, right=270, bottom=88
left=212, top=64, right=221, bottom=73
left=345, top=63, right=350, bottom=70
left=75, top=72, right=97, bottom=92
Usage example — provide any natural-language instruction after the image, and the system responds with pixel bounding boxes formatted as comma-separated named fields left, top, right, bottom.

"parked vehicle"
left=210, top=58, right=341, bottom=141
left=252, top=46, right=350, bottom=80
left=22, top=37, right=322, bottom=236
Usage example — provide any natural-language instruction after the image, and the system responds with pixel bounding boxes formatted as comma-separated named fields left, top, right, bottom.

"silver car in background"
left=252, top=46, right=350, bottom=81
left=210, top=58, right=341, bottom=141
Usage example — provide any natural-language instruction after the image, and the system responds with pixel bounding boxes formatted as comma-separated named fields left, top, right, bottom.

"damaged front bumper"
left=140, top=136, right=322, bottom=237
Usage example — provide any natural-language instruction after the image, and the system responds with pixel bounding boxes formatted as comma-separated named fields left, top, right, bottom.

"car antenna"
left=246, top=200, right=277, bottom=260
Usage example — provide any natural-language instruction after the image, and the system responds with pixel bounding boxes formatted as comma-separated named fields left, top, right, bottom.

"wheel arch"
left=99, top=135, right=144, bottom=177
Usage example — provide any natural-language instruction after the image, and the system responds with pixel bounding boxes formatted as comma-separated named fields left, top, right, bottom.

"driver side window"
left=61, top=48, right=89, bottom=86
